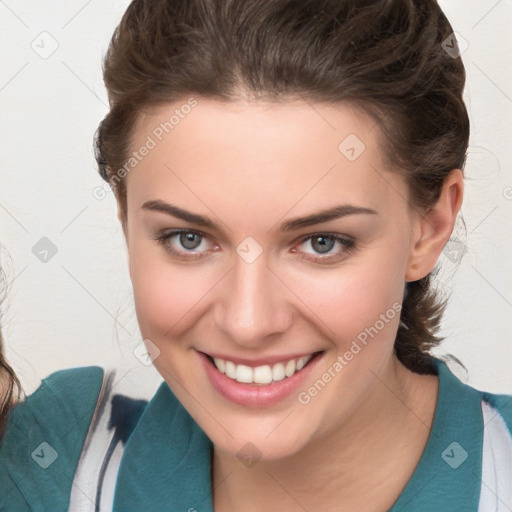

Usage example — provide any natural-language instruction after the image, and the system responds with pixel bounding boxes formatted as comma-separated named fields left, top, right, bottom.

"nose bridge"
left=214, top=252, right=291, bottom=345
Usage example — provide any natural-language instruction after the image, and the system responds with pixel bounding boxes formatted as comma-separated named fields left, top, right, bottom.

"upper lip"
left=199, top=350, right=323, bottom=367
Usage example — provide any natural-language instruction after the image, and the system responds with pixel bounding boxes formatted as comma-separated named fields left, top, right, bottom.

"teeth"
left=272, top=362, right=285, bottom=381
left=235, top=364, right=253, bottom=383
left=212, top=354, right=314, bottom=384
left=213, top=358, right=225, bottom=374
left=296, top=355, right=309, bottom=371
left=253, top=365, right=273, bottom=384
left=284, top=359, right=296, bottom=377
left=225, top=360, right=236, bottom=379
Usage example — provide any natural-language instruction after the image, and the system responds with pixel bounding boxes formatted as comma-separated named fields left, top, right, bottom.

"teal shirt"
left=0, top=367, right=104, bottom=511
left=1, top=357, right=511, bottom=511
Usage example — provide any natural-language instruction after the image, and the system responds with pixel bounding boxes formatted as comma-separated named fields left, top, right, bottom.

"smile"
left=212, top=354, right=315, bottom=385
left=199, top=350, right=324, bottom=407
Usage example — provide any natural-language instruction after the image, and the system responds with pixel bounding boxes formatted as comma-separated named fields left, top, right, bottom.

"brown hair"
left=0, top=261, right=22, bottom=440
left=94, top=0, right=470, bottom=374
left=0, top=332, right=21, bottom=440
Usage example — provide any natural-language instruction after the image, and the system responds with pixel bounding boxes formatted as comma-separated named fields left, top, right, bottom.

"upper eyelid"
left=157, top=228, right=353, bottom=241
left=156, top=228, right=211, bottom=241
left=296, top=232, right=354, bottom=243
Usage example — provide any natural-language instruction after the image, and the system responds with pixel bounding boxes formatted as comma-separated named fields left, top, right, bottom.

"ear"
left=405, top=169, right=464, bottom=282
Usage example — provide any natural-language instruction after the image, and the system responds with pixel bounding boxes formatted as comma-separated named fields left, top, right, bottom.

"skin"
left=120, top=97, right=463, bottom=511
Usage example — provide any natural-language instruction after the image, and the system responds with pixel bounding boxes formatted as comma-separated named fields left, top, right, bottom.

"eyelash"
left=155, top=229, right=356, bottom=264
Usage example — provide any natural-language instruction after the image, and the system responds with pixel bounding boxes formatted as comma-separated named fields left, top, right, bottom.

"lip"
left=198, top=349, right=324, bottom=408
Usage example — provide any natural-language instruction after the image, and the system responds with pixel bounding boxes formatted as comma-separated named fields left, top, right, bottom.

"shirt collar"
left=389, top=356, right=483, bottom=510
left=113, top=357, right=484, bottom=511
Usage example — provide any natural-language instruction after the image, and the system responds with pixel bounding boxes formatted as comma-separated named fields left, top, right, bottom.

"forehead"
left=126, top=98, right=402, bottom=218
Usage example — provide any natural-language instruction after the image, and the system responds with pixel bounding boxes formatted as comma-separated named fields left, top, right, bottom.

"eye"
left=155, top=229, right=217, bottom=260
left=292, top=233, right=356, bottom=263
left=154, top=229, right=356, bottom=264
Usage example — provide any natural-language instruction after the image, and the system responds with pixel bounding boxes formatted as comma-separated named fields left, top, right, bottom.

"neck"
left=212, top=356, right=439, bottom=512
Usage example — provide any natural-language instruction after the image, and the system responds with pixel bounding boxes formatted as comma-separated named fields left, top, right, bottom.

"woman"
left=0, top=327, right=20, bottom=442
left=1, top=0, right=511, bottom=510
left=0, top=256, right=21, bottom=442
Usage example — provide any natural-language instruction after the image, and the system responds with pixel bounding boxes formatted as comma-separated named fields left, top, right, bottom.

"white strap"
left=67, top=369, right=125, bottom=512
left=478, top=400, right=512, bottom=511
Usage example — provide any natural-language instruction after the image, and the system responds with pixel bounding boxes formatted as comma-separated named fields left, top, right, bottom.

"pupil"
left=312, top=236, right=334, bottom=254
left=180, top=233, right=201, bottom=250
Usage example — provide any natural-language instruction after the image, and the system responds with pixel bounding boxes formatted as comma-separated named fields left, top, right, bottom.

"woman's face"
left=124, top=97, right=422, bottom=460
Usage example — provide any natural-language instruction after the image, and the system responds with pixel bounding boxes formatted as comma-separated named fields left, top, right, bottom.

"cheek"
left=283, top=251, right=405, bottom=347
left=129, top=242, right=214, bottom=339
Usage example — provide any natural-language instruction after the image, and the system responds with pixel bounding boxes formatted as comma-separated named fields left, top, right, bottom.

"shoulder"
left=4, top=365, right=105, bottom=439
left=479, top=389, right=512, bottom=459
left=481, top=390, right=512, bottom=433
left=0, top=366, right=105, bottom=511
left=477, top=390, right=512, bottom=509
left=433, top=356, right=512, bottom=434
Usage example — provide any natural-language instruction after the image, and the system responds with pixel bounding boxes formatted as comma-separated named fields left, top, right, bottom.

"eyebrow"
left=141, top=200, right=378, bottom=232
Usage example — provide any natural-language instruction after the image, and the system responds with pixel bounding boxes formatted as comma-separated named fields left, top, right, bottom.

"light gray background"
left=1, top=0, right=511, bottom=396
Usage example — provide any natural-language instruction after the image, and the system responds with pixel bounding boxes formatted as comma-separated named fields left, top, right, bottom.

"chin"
left=212, top=428, right=309, bottom=463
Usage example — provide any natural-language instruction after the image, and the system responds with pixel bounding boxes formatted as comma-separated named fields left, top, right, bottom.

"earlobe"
left=405, top=169, right=464, bottom=282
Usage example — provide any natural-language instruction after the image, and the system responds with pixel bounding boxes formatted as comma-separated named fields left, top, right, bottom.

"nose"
left=213, top=253, right=293, bottom=348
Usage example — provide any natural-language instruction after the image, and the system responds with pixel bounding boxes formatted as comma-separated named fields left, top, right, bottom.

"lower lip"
left=198, top=350, right=323, bottom=408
